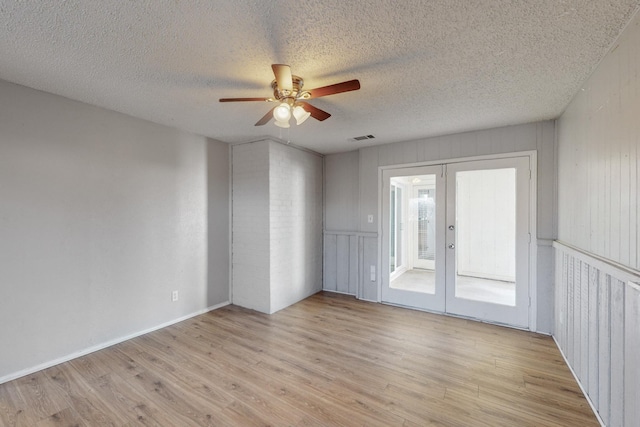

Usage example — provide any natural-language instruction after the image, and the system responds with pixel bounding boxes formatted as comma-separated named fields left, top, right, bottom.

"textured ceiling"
left=1, top=1, right=639, bottom=154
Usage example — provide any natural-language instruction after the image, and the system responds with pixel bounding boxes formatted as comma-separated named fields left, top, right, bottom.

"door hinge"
left=528, top=297, right=532, bottom=307
left=529, top=169, right=532, bottom=180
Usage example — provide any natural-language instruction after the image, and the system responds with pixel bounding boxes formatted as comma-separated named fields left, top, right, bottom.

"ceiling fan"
left=219, top=64, right=360, bottom=128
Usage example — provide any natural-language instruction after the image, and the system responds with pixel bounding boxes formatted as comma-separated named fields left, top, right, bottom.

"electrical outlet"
left=171, top=290, right=179, bottom=302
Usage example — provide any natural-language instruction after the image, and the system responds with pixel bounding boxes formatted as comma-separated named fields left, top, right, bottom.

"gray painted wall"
left=557, top=11, right=640, bottom=272
left=324, top=121, right=557, bottom=333
left=555, top=9, right=640, bottom=427
left=0, top=80, right=230, bottom=382
left=554, top=242, right=639, bottom=427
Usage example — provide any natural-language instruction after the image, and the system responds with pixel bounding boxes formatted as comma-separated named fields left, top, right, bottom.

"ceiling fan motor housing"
left=271, top=76, right=310, bottom=104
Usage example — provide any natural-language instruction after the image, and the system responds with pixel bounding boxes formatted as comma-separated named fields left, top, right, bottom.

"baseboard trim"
left=0, top=301, right=231, bottom=385
left=552, top=335, right=605, bottom=427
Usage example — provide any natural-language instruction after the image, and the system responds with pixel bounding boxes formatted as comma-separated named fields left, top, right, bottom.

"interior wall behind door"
left=323, top=121, right=556, bottom=333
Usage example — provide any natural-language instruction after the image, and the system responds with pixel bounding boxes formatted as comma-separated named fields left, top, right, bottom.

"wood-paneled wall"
left=556, top=11, right=640, bottom=271
left=554, top=241, right=640, bottom=427
left=324, top=121, right=557, bottom=332
left=323, top=232, right=378, bottom=301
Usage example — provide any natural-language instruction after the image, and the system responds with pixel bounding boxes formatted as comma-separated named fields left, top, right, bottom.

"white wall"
left=0, top=80, right=230, bottom=382
left=269, top=142, right=323, bottom=313
left=324, top=121, right=556, bottom=333
left=232, top=140, right=323, bottom=314
left=555, top=9, right=640, bottom=427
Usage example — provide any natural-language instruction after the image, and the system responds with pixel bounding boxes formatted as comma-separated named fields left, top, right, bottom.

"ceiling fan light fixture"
left=293, top=105, right=311, bottom=125
left=274, top=118, right=290, bottom=128
left=220, top=64, right=361, bottom=128
left=273, top=102, right=291, bottom=122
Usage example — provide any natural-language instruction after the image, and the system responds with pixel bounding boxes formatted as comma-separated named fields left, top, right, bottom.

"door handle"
left=448, top=225, right=455, bottom=230
left=448, top=244, right=455, bottom=249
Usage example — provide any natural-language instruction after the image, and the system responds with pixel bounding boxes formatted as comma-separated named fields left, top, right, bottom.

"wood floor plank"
left=43, top=365, right=124, bottom=426
left=13, top=372, right=68, bottom=424
left=34, top=407, right=87, bottom=427
left=0, top=292, right=598, bottom=426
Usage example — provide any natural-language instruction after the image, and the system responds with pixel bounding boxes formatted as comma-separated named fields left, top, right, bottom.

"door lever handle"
left=448, top=244, right=455, bottom=249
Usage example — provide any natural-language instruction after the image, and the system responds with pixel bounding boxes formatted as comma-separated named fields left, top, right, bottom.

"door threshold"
left=380, top=301, right=530, bottom=332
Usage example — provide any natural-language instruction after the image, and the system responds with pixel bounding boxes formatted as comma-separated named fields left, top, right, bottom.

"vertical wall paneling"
left=359, top=147, right=379, bottom=233
left=554, top=17, right=640, bottom=427
left=554, top=241, right=640, bottom=427
left=324, top=151, right=360, bottom=232
left=587, top=266, right=599, bottom=407
left=557, top=9, right=640, bottom=271
left=598, top=270, right=611, bottom=426
left=349, top=235, right=359, bottom=295
left=323, top=234, right=338, bottom=292
left=625, top=282, right=640, bottom=426
left=609, top=280, right=625, bottom=427
left=580, top=261, right=590, bottom=385
left=336, top=235, right=350, bottom=293
left=323, top=232, right=375, bottom=298
left=558, top=251, right=569, bottom=349
left=567, top=255, right=575, bottom=365
left=554, top=250, right=563, bottom=345
left=361, top=236, right=379, bottom=302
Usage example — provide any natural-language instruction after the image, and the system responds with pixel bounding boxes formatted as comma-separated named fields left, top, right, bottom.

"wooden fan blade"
left=299, top=102, right=331, bottom=121
left=219, top=97, right=270, bottom=102
left=255, top=107, right=276, bottom=126
left=272, top=64, right=293, bottom=92
left=307, top=79, right=360, bottom=99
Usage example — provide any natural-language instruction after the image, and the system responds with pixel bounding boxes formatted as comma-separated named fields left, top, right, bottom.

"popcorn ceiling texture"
left=0, top=0, right=638, bottom=154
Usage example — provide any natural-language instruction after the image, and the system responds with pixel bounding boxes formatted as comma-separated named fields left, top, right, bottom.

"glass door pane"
left=382, top=166, right=445, bottom=312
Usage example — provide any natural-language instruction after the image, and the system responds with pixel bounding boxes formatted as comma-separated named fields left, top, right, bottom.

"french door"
left=382, top=165, right=446, bottom=311
left=381, top=156, right=531, bottom=328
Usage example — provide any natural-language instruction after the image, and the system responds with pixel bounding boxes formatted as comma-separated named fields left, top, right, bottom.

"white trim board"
left=0, top=301, right=231, bottom=385
left=553, top=240, right=640, bottom=283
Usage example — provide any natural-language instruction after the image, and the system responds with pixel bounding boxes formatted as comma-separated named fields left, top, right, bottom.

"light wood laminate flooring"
left=0, top=292, right=598, bottom=426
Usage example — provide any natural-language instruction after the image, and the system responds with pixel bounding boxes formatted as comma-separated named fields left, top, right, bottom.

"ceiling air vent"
left=352, top=134, right=375, bottom=141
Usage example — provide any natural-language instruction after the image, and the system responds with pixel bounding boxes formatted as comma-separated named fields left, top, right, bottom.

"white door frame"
left=377, top=151, right=538, bottom=331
